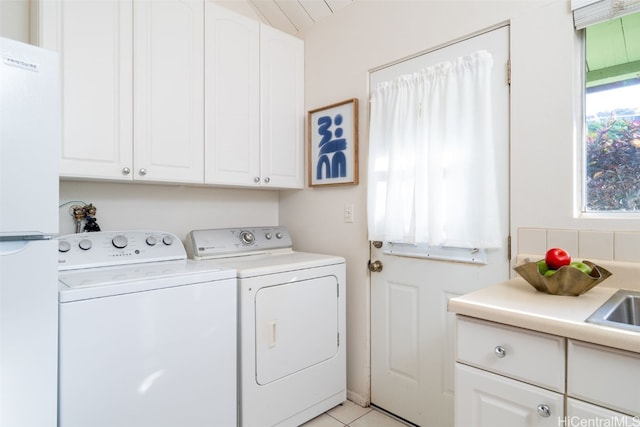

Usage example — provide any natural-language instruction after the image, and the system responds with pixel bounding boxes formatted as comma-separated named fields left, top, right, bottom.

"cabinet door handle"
left=122, top=167, right=131, bottom=175
left=254, top=176, right=261, bottom=183
left=537, top=404, right=551, bottom=418
left=139, top=168, right=147, bottom=176
left=264, top=177, right=270, bottom=183
left=494, top=345, right=506, bottom=358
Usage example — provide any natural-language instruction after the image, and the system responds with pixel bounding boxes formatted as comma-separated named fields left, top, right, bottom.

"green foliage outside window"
left=585, top=109, right=640, bottom=211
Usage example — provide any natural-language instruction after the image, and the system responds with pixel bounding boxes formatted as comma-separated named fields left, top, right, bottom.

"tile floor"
left=301, top=400, right=412, bottom=427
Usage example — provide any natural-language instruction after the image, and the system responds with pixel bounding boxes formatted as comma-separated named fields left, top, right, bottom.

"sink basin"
left=587, top=289, right=640, bottom=332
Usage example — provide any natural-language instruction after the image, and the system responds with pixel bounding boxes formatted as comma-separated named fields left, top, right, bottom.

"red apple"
left=545, top=247, right=571, bottom=270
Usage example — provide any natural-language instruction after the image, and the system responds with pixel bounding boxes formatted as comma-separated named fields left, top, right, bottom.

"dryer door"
left=255, top=275, right=339, bottom=385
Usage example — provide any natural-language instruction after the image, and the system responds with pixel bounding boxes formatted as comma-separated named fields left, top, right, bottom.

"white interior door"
left=369, top=26, right=510, bottom=427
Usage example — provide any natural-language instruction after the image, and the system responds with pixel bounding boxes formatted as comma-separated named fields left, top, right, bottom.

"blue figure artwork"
left=316, top=113, right=348, bottom=180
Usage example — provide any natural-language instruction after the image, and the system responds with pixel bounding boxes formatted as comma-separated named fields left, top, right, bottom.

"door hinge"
left=507, top=235, right=512, bottom=261
left=337, top=283, right=340, bottom=298
left=507, top=59, right=511, bottom=86
left=337, top=333, right=340, bottom=347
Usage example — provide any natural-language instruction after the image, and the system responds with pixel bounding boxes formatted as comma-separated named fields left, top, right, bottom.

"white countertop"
left=448, top=277, right=640, bottom=353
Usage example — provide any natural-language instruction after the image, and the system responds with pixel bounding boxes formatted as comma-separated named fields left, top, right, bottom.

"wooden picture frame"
left=308, top=98, right=358, bottom=187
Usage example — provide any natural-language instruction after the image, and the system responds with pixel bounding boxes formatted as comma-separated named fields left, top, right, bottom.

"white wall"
left=281, top=0, right=640, bottom=405
left=0, top=0, right=29, bottom=42
left=59, top=181, right=279, bottom=242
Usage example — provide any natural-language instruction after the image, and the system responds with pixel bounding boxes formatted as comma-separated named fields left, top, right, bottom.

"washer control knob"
left=162, top=235, right=174, bottom=246
left=146, top=236, right=157, bottom=246
left=58, top=240, right=71, bottom=253
left=79, top=238, right=92, bottom=251
left=239, top=230, right=255, bottom=245
left=265, top=233, right=272, bottom=240
left=112, top=235, right=128, bottom=249
left=276, top=232, right=283, bottom=239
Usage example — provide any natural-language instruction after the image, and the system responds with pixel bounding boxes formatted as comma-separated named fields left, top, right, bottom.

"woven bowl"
left=513, top=260, right=612, bottom=296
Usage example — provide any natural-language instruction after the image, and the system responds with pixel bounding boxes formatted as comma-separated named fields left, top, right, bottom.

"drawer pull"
left=537, top=404, right=551, bottom=417
left=494, top=345, right=506, bottom=358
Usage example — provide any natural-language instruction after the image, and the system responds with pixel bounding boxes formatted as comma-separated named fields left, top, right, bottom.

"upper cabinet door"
left=35, top=0, right=134, bottom=181
left=133, top=0, right=204, bottom=184
left=204, top=2, right=260, bottom=186
left=260, top=25, right=304, bottom=189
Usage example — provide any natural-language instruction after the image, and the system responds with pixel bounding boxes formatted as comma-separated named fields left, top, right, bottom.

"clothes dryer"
left=187, top=226, right=346, bottom=427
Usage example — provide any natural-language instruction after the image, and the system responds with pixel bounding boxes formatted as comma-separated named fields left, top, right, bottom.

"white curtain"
left=367, top=50, right=501, bottom=248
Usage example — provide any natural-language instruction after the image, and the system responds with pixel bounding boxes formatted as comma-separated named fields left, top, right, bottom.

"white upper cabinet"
left=36, top=0, right=302, bottom=188
left=204, top=3, right=260, bottom=186
left=259, top=24, right=304, bottom=189
left=204, top=2, right=304, bottom=189
left=133, top=0, right=204, bottom=183
left=35, top=0, right=204, bottom=184
left=34, top=0, right=134, bottom=181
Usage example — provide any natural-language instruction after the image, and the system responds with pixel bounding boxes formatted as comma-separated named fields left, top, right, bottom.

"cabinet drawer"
left=456, top=316, right=565, bottom=392
left=568, top=340, right=640, bottom=417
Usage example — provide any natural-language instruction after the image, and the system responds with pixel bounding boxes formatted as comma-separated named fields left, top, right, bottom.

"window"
left=582, top=10, right=640, bottom=212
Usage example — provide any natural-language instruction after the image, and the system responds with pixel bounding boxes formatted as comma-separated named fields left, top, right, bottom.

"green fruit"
left=544, top=269, right=557, bottom=277
left=537, top=260, right=549, bottom=275
left=570, top=261, right=592, bottom=275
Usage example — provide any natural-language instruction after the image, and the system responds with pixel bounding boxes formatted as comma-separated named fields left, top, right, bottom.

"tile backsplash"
left=517, top=227, right=640, bottom=289
left=518, top=227, right=640, bottom=263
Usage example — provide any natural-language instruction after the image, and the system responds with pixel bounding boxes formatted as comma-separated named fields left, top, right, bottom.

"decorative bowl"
left=513, top=260, right=612, bottom=296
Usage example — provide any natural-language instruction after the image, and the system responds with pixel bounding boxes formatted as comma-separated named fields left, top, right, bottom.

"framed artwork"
left=308, top=98, right=358, bottom=187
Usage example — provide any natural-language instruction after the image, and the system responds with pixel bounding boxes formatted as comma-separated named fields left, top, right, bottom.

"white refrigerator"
left=0, top=37, right=60, bottom=427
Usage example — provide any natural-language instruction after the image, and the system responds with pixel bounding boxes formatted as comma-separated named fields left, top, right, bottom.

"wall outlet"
left=344, top=203, right=354, bottom=223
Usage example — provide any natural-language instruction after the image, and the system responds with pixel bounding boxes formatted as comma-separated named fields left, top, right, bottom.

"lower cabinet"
left=567, top=339, right=640, bottom=418
left=566, top=398, right=638, bottom=426
left=455, top=316, right=640, bottom=427
left=455, top=316, right=565, bottom=427
left=455, top=364, right=564, bottom=427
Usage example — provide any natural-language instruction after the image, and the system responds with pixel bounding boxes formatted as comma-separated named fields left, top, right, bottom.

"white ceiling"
left=247, top=0, right=354, bottom=35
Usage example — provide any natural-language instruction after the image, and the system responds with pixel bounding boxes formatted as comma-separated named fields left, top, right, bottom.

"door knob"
left=368, top=260, right=383, bottom=272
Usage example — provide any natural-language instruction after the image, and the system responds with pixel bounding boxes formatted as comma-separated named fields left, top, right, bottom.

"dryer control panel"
left=187, top=226, right=293, bottom=259
left=57, top=231, right=186, bottom=270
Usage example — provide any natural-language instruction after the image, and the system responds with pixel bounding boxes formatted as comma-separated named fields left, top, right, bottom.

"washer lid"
left=58, top=260, right=236, bottom=302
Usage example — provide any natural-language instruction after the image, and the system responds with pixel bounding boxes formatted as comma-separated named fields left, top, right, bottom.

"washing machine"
left=186, top=226, right=346, bottom=427
left=57, top=230, right=237, bottom=427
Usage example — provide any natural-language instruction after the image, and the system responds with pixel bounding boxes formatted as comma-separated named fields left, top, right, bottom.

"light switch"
left=344, top=204, right=354, bottom=223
